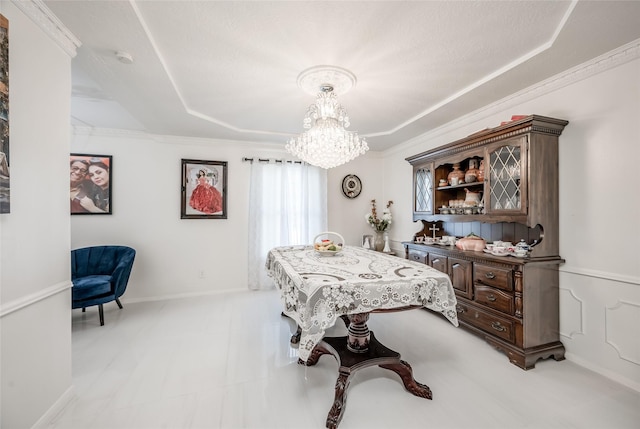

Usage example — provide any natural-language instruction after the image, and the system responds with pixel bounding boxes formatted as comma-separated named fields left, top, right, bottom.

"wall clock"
left=341, top=174, right=362, bottom=199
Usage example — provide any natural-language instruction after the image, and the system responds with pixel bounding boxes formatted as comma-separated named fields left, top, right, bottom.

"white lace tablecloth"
left=266, top=245, right=458, bottom=361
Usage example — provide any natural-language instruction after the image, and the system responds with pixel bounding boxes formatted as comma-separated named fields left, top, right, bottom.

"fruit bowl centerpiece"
left=313, top=231, right=345, bottom=256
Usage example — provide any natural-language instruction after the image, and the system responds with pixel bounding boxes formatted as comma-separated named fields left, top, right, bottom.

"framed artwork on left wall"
left=181, top=159, right=227, bottom=219
left=0, top=14, right=10, bottom=214
left=70, top=154, right=112, bottom=215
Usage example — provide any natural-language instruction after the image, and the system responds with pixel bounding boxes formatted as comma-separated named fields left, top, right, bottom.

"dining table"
left=266, top=244, right=459, bottom=428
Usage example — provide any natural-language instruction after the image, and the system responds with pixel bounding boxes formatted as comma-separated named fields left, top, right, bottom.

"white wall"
left=70, top=133, right=307, bottom=301
left=371, top=48, right=640, bottom=390
left=327, top=152, right=384, bottom=246
left=0, top=2, right=75, bottom=427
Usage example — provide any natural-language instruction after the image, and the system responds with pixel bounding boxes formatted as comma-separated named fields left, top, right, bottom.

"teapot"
left=515, top=239, right=530, bottom=252
left=464, top=188, right=482, bottom=206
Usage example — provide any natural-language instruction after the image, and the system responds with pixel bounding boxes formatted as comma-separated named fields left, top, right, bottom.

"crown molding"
left=12, top=0, right=81, bottom=58
left=70, top=125, right=287, bottom=149
left=387, top=38, right=640, bottom=157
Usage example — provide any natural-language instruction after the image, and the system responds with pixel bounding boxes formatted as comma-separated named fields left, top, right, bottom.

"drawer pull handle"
left=491, top=322, right=506, bottom=332
left=456, top=306, right=465, bottom=313
left=486, top=294, right=496, bottom=302
left=485, top=272, right=496, bottom=279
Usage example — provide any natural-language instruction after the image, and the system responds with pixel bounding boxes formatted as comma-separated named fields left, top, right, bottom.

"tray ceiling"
left=43, top=1, right=640, bottom=151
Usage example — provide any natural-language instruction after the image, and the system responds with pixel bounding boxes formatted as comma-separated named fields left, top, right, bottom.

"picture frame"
left=0, top=14, right=9, bottom=214
left=181, top=159, right=227, bottom=219
left=70, top=153, right=112, bottom=215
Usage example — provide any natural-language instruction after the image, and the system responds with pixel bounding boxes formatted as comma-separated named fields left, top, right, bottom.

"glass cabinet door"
left=414, top=164, right=433, bottom=214
left=487, top=137, right=527, bottom=214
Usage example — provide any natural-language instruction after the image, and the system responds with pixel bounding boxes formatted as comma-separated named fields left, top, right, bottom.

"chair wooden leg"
left=115, top=298, right=123, bottom=309
left=98, top=304, right=104, bottom=326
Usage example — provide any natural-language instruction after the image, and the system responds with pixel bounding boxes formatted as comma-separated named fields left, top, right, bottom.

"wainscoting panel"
left=606, top=300, right=640, bottom=365
left=559, top=287, right=584, bottom=339
left=558, top=270, right=640, bottom=392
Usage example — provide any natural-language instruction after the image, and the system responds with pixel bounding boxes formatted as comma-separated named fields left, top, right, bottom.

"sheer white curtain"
left=248, top=161, right=327, bottom=290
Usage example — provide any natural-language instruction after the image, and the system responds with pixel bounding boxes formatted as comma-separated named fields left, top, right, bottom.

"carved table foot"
left=326, top=372, right=350, bottom=429
left=290, top=325, right=301, bottom=345
left=299, top=343, right=332, bottom=366
left=305, top=332, right=431, bottom=428
left=379, top=359, right=432, bottom=399
left=280, top=312, right=303, bottom=345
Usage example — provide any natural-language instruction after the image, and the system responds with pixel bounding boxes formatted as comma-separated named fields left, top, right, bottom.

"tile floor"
left=50, top=289, right=639, bottom=429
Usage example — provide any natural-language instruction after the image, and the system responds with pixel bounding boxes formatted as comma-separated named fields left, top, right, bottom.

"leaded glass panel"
left=489, top=145, right=521, bottom=210
left=415, top=167, right=432, bottom=212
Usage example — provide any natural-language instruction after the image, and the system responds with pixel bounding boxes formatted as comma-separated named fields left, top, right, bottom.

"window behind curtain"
left=248, top=161, right=327, bottom=290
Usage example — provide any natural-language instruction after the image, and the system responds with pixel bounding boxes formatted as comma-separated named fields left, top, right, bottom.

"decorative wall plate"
left=341, top=174, right=362, bottom=199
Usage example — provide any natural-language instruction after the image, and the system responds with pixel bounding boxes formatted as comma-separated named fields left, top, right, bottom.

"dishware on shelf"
left=491, top=246, right=509, bottom=256
left=464, top=188, right=482, bottom=206
left=515, top=239, right=530, bottom=252
left=448, top=163, right=465, bottom=185
left=513, top=249, right=528, bottom=257
left=314, top=231, right=345, bottom=256
left=441, top=236, right=456, bottom=245
left=455, top=233, right=486, bottom=251
left=464, top=158, right=480, bottom=183
left=477, top=159, right=485, bottom=182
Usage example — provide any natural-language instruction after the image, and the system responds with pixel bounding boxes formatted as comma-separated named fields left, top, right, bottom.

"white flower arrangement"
left=366, top=199, right=393, bottom=231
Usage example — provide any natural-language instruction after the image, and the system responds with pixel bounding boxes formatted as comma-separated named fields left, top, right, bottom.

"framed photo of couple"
left=181, top=159, right=227, bottom=219
left=70, top=154, right=112, bottom=215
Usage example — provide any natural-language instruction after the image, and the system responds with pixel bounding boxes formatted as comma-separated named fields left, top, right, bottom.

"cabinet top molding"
left=406, top=115, right=568, bottom=164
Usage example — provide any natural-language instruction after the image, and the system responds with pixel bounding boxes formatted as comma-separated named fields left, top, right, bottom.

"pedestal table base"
left=299, top=331, right=432, bottom=429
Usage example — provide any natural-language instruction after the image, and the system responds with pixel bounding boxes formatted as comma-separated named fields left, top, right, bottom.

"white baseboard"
left=31, top=385, right=75, bottom=429
left=565, top=352, right=640, bottom=393
left=122, top=287, right=250, bottom=305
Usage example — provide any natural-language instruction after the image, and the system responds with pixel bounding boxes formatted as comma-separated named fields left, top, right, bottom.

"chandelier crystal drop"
left=286, top=85, right=369, bottom=169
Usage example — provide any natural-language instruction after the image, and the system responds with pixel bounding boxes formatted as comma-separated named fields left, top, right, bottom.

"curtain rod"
left=242, top=157, right=303, bottom=164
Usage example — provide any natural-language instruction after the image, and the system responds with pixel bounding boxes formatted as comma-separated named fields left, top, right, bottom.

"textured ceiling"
left=44, top=1, right=640, bottom=151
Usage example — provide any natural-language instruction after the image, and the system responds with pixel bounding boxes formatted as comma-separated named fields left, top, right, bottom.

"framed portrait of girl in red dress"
left=181, top=159, right=227, bottom=219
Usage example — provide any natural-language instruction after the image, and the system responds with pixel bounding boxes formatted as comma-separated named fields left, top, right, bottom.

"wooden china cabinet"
left=403, top=115, right=568, bottom=369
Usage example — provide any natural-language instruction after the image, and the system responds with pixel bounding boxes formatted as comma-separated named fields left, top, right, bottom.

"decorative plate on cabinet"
left=341, top=174, right=362, bottom=199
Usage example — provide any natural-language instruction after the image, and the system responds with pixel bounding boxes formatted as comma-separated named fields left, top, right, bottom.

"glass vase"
left=374, top=231, right=385, bottom=252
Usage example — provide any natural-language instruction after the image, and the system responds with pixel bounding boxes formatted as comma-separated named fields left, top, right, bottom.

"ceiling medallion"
left=285, top=66, right=369, bottom=169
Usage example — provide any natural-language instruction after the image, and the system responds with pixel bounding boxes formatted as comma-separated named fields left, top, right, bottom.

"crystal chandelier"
left=286, top=67, right=369, bottom=169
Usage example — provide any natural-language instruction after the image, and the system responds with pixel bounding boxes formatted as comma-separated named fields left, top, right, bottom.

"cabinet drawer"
left=474, top=285, right=514, bottom=315
left=474, top=264, right=513, bottom=291
left=407, top=249, right=428, bottom=264
left=428, top=253, right=447, bottom=273
left=456, top=301, right=515, bottom=343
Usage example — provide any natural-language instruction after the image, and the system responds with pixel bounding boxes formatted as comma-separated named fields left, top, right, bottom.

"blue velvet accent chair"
left=71, top=245, right=136, bottom=326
